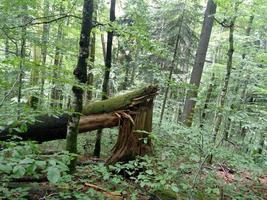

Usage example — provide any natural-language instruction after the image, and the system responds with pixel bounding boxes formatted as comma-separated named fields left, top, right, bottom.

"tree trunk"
left=51, top=4, right=64, bottom=108
left=181, top=0, right=216, bottom=126
left=211, top=15, right=237, bottom=144
left=93, top=0, right=116, bottom=158
left=5, top=37, right=9, bottom=59
left=200, top=73, right=215, bottom=128
left=257, top=132, right=265, bottom=154
left=106, top=99, right=154, bottom=165
left=29, top=44, right=41, bottom=109
left=0, top=113, right=119, bottom=143
left=66, top=0, right=93, bottom=171
left=87, top=32, right=96, bottom=101
left=17, top=6, right=27, bottom=120
left=40, top=0, right=50, bottom=102
left=122, top=52, right=131, bottom=90
left=101, top=34, right=106, bottom=61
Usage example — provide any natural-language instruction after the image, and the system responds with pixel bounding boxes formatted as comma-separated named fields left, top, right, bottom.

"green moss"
left=82, top=85, right=157, bottom=115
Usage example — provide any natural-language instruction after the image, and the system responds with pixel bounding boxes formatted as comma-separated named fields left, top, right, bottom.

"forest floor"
left=12, top=146, right=266, bottom=200
left=3, top=108, right=266, bottom=200
left=35, top=124, right=267, bottom=200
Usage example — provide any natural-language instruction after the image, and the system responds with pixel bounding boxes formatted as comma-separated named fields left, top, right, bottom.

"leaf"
left=13, top=165, right=26, bottom=178
left=0, top=164, right=12, bottom=174
left=171, top=184, right=179, bottom=193
left=145, top=169, right=153, bottom=175
left=20, top=158, right=34, bottom=164
left=35, top=160, right=46, bottom=168
left=47, top=167, right=61, bottom=184
left=48, top=159, right=57, bottom=166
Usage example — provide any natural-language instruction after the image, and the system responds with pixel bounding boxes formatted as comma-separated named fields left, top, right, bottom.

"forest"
left=0, top=0, right=266, bottom=199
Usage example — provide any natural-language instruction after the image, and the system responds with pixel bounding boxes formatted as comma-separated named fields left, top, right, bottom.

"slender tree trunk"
left=159, top=9, right=185, bottom=125
left=93, top=0, right=116, bottom=158
left=17, top=6, right=27, bottom=120
left=5, top=37, right=9, bottom=59
left=122, top=50, right=131, bottom=90
left=242, top=15, right=254, bottom=60
left=200, top=73, right=215, bottom=128
left=29, top=44, right=41, bottom=109
left=87, top=32, right=96, bottom=101
left=51, top=4, right=64, bottom=108
left=257, top=132, right=265, bottom=154
left=101, top=34, right=106, bottom=61
left=66, top=0, right=93, bottom=172
left=181, top=0, right=216, bottom=126
left=40, top=0, right=50, bottom=102
left=211, top=16, right=237, bottom=144
left=86, top=3, right=97, bottom=102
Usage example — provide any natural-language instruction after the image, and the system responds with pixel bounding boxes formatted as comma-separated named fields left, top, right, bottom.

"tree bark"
left=66, top=0, right=93, bottom=171
left=181, top=0, right=216, bottom=126
left=94, top=0, right=116, bottom=158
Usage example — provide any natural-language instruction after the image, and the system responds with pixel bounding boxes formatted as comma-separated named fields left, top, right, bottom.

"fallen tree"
left=0, top=85, right=158, bottom=164
left=0, top=113, right=120, bottom=142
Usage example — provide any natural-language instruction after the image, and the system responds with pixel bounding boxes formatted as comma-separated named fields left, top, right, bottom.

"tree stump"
left=106, top=98, right=154, bottom=164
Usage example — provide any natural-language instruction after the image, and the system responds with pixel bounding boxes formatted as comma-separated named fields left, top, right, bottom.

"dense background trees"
left=0, top=0, right=266, bottom=199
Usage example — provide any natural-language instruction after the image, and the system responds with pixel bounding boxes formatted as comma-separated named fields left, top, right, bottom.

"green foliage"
left=0, top=0, right=266, bottom=199
left=0, top=141, right=72, bottom=183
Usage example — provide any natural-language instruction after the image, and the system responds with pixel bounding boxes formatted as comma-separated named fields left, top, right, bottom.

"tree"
left=66, top=0, right=94, bottom=171
left=93, top=0, right=116, bottom=158
left=211, top=3, right=239, bottom=144
left=181, top=0, right=217, bottom=126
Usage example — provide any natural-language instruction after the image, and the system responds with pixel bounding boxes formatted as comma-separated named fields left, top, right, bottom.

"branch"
left=214, top=17, right=232, bottom=28
left=3, top=14, right=104, bottom=30
left=5, top=14, right=82, bottom=29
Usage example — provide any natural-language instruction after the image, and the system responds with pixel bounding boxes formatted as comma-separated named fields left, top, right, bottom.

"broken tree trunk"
left=0, top=85, right=157, bottom=146
left=0, top=113, right=120, bottom=142
left=106, top=98, right=154, bottom=164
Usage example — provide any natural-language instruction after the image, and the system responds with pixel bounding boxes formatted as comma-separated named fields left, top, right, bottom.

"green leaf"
left=0, top=164, right=12, bottom=174
left=36, top=161, right=46, bottom=169
left=20, top=158, right=34, bottom=164
left=47, top=167, right=61, bottom=184
left=48, top=159, right=57, bottom=166
left=13, top=165, right=26, bottom=178
left=145, top=169, right=153, bottom=175
left=171, top=184, right=179, bottom=193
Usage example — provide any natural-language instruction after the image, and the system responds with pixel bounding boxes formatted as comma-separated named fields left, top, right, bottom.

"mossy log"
left=83, top=85, right=158, bottom=115
left=0, top=85, right=158, bottom=144
left=1, top=85, right=158, bottom=164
